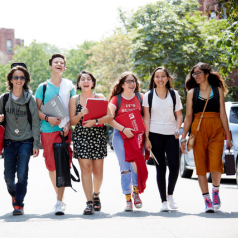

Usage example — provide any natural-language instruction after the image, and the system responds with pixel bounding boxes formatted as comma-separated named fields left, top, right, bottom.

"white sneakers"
left=167, top=195, right=178, bottom=209
left=161, top=201, right=169, bottom=212
left=55, top=201, right=66, bottom=215
left=161, top=195, right=178, bottom=212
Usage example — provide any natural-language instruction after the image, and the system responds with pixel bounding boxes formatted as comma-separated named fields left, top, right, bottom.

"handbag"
left=187, top=87, right=211, bottom=151
left=225, top=148, right=235, bottom=175
left=53, top=132, right=80, bottom=190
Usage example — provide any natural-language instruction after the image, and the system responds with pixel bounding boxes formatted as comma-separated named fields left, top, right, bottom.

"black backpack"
left=1, top=92, right=32, bottom=129
left=115, top=92, right=143, bottom=117
left=148, top=88, right=176, bottom=118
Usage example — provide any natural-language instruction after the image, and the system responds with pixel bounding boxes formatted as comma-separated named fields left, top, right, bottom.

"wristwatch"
left=180, top=138, right=187, bottom=143
left=95, top=119, right=99, bottom=125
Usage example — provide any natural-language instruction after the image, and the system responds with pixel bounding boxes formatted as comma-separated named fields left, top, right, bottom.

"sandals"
left=83, top=201, right=94, bottom=215
left=93, top=192, right=101, bottom=211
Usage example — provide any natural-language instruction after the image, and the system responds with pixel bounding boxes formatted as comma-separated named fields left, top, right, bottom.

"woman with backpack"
left=180, top=62, right=232, bottom=213
left=108, top=72, right=146, bottom=212
left=143, top=67, right=183, bottom=212
left=69, top=71, right=112, bottom=215
left=0, top=64, right=40, bottom=215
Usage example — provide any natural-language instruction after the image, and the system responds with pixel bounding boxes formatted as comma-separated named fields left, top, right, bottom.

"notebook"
left=82, top=98, right=108, bottom=127
left=115, top=109, right=145, bottom=139
left=41, top=94, right=69, bottom=127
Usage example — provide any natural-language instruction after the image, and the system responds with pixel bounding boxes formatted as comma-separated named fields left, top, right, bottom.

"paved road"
left=0, top=147, right=237, bottom=238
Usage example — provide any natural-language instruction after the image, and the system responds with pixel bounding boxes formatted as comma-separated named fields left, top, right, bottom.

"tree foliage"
left=85, top=32, right=133, bottom=98
left=206, top=0, right=238, bottom=67
left=120, top=0, right=230, bottom=101
left=63, top=41, right=96, bottom=84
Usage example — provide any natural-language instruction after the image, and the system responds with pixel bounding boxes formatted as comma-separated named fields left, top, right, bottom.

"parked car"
left=179, top=102, right=238, bottom=184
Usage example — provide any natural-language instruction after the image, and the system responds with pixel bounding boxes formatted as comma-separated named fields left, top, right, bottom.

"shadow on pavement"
left=196, top=211, right=238, bottom=218
left=112, top=210, right=189, bottom=218
left=0, top=211, right=111, bottom=222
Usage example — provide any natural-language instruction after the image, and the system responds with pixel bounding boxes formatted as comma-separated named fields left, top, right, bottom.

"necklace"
left=11, top=98, right=21, bottom=135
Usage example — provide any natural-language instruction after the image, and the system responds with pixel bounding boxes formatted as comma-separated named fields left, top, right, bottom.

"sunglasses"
left=192, top=71, right=202, bottom=77
left=125, top=80, right=136, bottom=85
left=12, top=76, right=26, bottom=81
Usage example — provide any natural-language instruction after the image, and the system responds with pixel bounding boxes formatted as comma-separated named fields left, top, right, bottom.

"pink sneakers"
left=132, top=193, right=143, bottom=209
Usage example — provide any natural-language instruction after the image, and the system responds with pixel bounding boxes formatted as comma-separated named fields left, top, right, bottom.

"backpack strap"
left=76, top=94, right=80, bottom=110
left=148, top=89, right=154, bottom=118
left=42, top=82, right=47, bottom=105
left=26, top=98, right=32, bottom=129
left=115, top=94, right=122, bottom=117
left=135, top=91, right=143, bottom=116
left=213, top=86, right=220, bottom=108
left=193, top=87, right=199, bottom=109
left=168, top=88, right=176, bottom=114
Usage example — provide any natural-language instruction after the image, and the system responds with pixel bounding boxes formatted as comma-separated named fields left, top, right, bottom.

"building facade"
left=0, top=28, right=24, bottom=61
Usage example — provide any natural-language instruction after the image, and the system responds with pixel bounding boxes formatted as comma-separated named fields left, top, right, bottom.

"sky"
left=0, top=0, right=158, bottom=49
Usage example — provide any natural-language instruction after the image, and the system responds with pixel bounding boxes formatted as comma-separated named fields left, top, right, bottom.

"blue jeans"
left=4, top=138, right=32, bottom=207
left=112, top=129, right=138, bottom=194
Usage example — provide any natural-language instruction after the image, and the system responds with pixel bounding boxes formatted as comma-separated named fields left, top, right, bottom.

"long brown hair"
left=148, top=67, right=174, bottom=90
left=186, top=62, right=228, bottom=95
left=6, top=66, right=31, bottom=91
left=109, top=72, right=140, bottom=101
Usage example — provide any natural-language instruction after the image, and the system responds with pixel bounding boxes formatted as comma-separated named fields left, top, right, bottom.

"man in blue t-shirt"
left=35, top=54, right=76, bottom=215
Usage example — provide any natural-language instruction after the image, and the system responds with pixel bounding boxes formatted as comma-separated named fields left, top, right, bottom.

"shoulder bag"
left=187, top=87, right=211, bottom=151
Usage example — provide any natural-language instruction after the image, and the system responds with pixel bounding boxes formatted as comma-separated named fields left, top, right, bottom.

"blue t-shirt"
left=35, top=79, right=76, bottom=132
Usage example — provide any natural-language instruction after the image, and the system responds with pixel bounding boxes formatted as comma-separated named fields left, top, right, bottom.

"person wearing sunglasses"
left=180, top=62, right=232, bottom=213
left=0, top=64, right=40, bottom=215
left=108, top=72, right=146, bottom=212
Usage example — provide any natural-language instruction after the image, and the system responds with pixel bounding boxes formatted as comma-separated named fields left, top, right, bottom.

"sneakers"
left=161, top=201, right=169, bottom=212
left=204, top=197, right=214, bottom=213
left=132, top=193, right=142, bottom=209
left=212, top=188, right=221, bottom=210
left=13, top=206, right=24, bottom=216
left=55, top=201, right=65, bottom=215
left=167, top=195, right=178, bottom=209
left=124, top=200, right=133, bottom=212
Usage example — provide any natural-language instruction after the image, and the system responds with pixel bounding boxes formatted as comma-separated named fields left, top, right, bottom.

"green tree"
left=206, top=0, right=238, bottom=68
left=64, top=41, right=96, bottom=84
left=12, top=41, right=53, bottom=93
left=85, top=32, right=133, bottom=98
left=121, top=0, right=230, bottom=100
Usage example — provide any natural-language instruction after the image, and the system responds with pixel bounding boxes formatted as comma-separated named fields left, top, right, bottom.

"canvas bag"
left=187, top=88, right=211, bottom=151
left=53, top=132, right=80, bottom=190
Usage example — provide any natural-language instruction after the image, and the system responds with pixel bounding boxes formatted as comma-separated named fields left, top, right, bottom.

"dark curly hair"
left=6, top=66, right=31, bottom=91
left=185, top=62, right=228, bottom=95
left=149, top=67, right=174, bottom=90
left=76, top=70, right=96, bottom=90
left=109, top=72, right=140, bottom=102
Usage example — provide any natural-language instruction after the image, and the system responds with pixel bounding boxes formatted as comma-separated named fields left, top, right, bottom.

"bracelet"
left=45, top=115, right=49, bottom=122
left=180, top=138, right=187, bottom=143
left=145, top=136, right=149, bottom=140
left=122, top=127, right=125, bottom=132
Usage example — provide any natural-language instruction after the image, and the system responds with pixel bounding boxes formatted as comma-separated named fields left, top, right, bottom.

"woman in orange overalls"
left=180, top=62, right=232, bottom=213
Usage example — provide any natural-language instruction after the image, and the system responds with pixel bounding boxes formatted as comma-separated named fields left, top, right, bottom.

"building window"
left=210, top=11, right=216, bottom=19
left=6, top=39, right=12, bottom=54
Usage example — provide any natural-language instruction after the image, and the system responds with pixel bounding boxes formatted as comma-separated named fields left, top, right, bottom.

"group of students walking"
left=0, top=53, right=232, bottom=216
